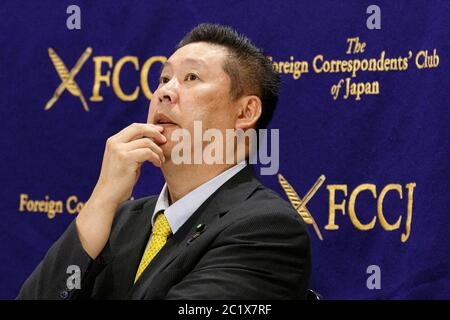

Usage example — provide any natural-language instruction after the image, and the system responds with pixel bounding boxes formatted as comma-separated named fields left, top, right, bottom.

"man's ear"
left=235, top=95, right=262, bottom=130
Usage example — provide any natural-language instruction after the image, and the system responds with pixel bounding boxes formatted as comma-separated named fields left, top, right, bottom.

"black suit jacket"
left=17, top=166, right=311, bottom=299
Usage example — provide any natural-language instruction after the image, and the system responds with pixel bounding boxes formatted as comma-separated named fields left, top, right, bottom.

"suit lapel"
left=127, top=165, right=261, bottom=299
left=105, top=199, right=157, bottom=296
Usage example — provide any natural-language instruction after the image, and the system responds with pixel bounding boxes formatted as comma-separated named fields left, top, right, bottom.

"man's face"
left=147, top=42, right=236, bottom=160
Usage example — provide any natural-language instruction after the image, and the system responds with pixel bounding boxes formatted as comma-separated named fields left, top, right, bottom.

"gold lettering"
left=378, top=184, right=402, bottom=231
left=112, top=56, right=140, bottom=101
left=141, top=56, right=166, bottom=100
left=325, top=184, right=347, bottom=230
left=312, top=54, right=324, bottom=73
left=346, top=37, right=358, bottom=54
left=90, top=56, right=113, bottom=102
left=19, top=194, right=29, bottom=211
left=344, top=78, right=379, bottom=100
left=402, top=183, right=416, bottom=242
left=19, top=194, right=63, bottom=218
left=348, top=184, right=377, bottom=230
left=415, top=50, right=426, bottom=69
left=66, top=195, right=78, bottom=214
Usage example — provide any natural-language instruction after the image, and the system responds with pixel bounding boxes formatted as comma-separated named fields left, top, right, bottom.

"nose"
left=157, top=78, right=179, bottom=105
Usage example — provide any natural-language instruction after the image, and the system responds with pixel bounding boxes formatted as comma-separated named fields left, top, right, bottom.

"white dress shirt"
left=148, top=162, right=247, bottom=243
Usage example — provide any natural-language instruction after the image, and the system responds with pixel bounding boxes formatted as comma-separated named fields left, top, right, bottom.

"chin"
left=160, top=123, right=180, bottom=137
left=160, top=142, right=173, bottom=157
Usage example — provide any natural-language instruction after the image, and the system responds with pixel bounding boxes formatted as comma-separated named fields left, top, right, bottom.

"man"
left=17, top=23, right=311, bottom=299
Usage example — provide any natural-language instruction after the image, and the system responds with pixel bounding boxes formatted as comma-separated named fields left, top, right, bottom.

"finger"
left=124, top=138, right=165, bottom=162
left=114, top=123, right=166, bottom=144
left=128, top=148, right=162, bottom=167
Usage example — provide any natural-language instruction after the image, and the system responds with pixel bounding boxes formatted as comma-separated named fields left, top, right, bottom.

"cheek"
left=207, top=95, right=235, bottom=129
left=147, top=100, right=157, bottom=123
left=191, top=88, right=232, bottom=122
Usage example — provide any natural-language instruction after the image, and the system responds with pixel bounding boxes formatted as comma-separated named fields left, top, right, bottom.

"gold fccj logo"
left=44, top=47, right=168, bottom=111
left=277, top=174, right=416, bottom=243
left=45, top=47, right=92, bottom=111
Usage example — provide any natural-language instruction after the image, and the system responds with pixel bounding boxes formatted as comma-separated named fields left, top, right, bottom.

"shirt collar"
left=152, top=161, right=247, bottom=234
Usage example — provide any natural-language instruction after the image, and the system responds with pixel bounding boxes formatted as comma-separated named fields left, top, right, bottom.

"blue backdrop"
left=0, top=0, right=449, bottom=299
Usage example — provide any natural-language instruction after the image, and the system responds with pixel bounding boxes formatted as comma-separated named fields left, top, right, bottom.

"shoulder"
left=111, top=195, right=158, bottom=229
left=224, top=184, right=310, bottom=240
left=117, top=195, right=157, bottom=212
left=239, top=184, right=306, bottom=225
left=212, top=183, right=311, bottom=277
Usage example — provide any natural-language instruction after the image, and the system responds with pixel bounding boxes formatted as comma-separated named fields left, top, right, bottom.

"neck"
left=161, top=161, right=237, bottom=204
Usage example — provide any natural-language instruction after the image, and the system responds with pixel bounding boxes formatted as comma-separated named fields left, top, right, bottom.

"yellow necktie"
left=134, top=211, right=172, bottom=283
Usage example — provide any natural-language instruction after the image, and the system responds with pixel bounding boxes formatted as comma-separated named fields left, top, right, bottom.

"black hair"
left=176, top=23, right=280, bottom=129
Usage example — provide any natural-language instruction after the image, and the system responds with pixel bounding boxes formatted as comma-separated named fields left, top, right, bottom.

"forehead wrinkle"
left=161, top=58, right=209, bottom=73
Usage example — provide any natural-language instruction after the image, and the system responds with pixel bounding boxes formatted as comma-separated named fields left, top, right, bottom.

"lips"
left=154, top=113, right=178, bottom=126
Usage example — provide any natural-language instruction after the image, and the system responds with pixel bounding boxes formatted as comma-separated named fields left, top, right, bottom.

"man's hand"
left=93, top=123, right=166, bottom=206
left=76, top=123, right=166, bottom=259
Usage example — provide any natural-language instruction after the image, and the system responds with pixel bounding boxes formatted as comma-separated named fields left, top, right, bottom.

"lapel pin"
left=187, top=224, right=207, bottom=245
left=196, top=223, right=206, bottom=232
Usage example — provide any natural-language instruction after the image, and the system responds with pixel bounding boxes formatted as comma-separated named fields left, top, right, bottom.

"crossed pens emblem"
left=278, top=174, right=326, bottom=240
left=45, top=47, right=92, bottom=111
